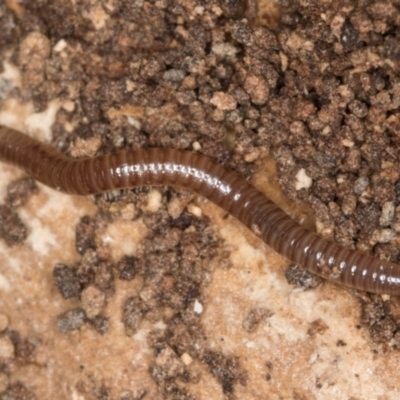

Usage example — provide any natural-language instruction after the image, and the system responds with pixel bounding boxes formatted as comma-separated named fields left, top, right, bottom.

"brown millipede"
left=0, top=125, right=399, bottom=295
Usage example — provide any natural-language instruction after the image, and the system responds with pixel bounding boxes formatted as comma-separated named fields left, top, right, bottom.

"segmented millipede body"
left=1, top=125, right=399, bottom=295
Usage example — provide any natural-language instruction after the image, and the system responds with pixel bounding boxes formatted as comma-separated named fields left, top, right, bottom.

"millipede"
left=0, top=125, right=399, bottom=295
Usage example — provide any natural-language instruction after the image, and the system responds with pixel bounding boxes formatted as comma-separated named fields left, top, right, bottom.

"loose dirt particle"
left=57, top=309, right=87, bottom=332
left=116, top=255, right=139, bottom=281
left=308, top=319, right=329, bottom=336
left=5, top=178, right=39, bottom=208
left=18, top=31, right=51, bottom=90
left=75, top=216, right=96, bottom=255
left=284, top=265, right=322, bottom=290
left=242, top=308, right=273, bottom=333
left=122, top=296, right=145, bottom=336
left=89, top=315, right=109, bottom=335
left=243, top=74, right=269, bottom=105
left=379, top=202, right=395, bottom=227
left=155, top=346, right=185, bottom=378
left=210, top=92, right=237, bottom=110
left=53, top=263, right=81, bottom=299
left=0, top=206, right=27, bottom=246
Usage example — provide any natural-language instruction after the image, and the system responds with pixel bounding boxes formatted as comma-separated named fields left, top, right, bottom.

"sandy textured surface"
left=1, top=0, right=400, bottom=399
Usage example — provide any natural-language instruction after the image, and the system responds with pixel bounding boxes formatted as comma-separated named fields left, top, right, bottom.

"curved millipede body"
left=0, top=125, right=399, bottom=295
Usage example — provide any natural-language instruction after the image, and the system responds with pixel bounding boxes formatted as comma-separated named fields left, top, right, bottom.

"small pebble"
left=53, top=263, right=81, bottom=299
left=193, top=299, right=203, bottom=314
left=379, top=202, right=395, bottom=227
left=348, top=99, right=368, bottom=118
left=187, top=203, right=202, bottom=218
left=57, top=309, right=87, bottom=332
left=353, top=176, right=369, bottom=195
left=146, top=189, right=162, bottom=212
left=181, top=353, right=193, bottom=365
left=210, top=92, right=237, bottom=111
left=90, top=315, right=109, bottom=335
left=371, top=229, right=397, bottom=244
left=295, top=168, right=312, bottom=190
left=167, top=196, right=185, bottom=219
left=244, top=74, right=269, bottom=105
left=163, top=69, right=186, bottom=82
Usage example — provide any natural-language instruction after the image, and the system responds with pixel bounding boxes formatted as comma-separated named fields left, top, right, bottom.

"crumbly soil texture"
left=1, top=0, right=400, bottom=399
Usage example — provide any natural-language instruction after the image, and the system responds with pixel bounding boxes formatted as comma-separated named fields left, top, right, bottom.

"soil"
left=1, top=0, right=400, bottom=399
